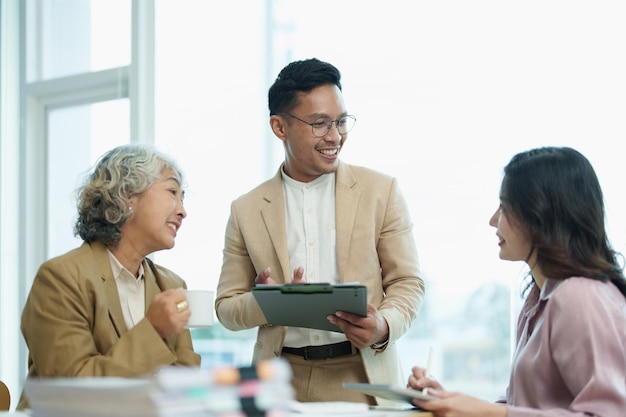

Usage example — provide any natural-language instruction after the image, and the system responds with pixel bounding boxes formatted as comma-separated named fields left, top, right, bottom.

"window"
left=26, top=0, right=130, bottom=82
left=1, top=0, right=137, bottom=403
left=47, top=100, right=130, bottom=258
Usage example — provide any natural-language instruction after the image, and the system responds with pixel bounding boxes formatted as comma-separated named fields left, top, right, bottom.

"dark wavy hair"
left=501, top=146, right=626, bottom=297
left=73, top=144, right=185, bottom=247
left=268, top=58, right=342, bottom=116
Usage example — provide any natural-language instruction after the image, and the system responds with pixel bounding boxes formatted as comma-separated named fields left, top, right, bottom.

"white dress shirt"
left=107, top=249, right=145, bottom=329
left=281, top=170, right=348, bottom=348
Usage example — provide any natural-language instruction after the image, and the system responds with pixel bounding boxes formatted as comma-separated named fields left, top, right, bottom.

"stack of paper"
left=23, top=359, right=294, bottom=417
left=154, top=358, right=294, bottom=416
left=23, top=377, right=157, bottom=417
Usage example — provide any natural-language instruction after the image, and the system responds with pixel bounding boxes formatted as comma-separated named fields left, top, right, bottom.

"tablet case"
left=252, top=283, right=367, bottom=332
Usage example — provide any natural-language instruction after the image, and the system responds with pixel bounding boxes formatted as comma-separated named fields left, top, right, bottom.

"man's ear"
left=269, top=115, right=288, bottom=141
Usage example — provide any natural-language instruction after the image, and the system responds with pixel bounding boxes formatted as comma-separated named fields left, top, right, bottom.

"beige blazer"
left=216, top=161, right=424, bottom=397
left=18, top=241, right=200, bottom=409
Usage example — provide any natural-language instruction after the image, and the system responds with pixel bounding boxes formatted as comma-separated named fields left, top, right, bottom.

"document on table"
left=288, top=400, right=369, bottom=414
left=287, top=401, right=430, bottom=416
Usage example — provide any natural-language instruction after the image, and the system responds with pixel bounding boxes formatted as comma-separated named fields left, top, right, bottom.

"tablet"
left=342, top=383, right=437, bottom=404
left=252, top=283, right=367, bottom=333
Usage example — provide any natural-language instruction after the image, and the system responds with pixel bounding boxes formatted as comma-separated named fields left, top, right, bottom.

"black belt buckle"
left=303, top=345, right=327, bottom=360
left=304, top=341, right=351, bottom=360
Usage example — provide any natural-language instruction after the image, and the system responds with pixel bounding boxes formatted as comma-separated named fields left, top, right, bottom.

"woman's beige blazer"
left=18, top=240, right=200, bottom=409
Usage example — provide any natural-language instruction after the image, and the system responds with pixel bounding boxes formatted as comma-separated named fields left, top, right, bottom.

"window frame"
left=0, top=0, right=155, bottom=405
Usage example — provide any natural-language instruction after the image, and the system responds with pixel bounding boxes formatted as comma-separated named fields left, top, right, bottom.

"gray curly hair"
left=74, top=144, right=185, bottom=247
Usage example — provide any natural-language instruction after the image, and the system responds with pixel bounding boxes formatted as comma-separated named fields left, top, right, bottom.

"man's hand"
left=291, top=266, right=305, bottom=283
left=326, top=303, right=389, bottom=349
left=254, top=267, right=276, bottom=285
left=145, top=288, right=190, bottom=338
left=254, top=266, right=305, bottom=285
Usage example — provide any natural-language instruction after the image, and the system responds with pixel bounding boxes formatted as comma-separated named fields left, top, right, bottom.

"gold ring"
left=176, top=300, right=188, bottom=312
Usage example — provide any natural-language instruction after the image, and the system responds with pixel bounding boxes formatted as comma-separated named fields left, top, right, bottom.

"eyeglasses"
left=281, top=113, right=357, bottom=137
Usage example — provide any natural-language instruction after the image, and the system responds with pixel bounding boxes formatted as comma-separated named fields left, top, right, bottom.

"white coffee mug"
left=184, top=289, right=215, bottom=328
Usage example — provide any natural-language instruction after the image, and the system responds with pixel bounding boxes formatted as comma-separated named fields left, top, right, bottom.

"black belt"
left=282, top=341, right=356, bottom=360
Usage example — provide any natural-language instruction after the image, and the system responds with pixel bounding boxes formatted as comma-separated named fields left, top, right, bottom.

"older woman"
left=18, top=144, right=200, bottom=410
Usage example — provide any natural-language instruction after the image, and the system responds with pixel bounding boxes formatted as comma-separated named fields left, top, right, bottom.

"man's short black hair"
left=268, top=58, right=342, bottom=116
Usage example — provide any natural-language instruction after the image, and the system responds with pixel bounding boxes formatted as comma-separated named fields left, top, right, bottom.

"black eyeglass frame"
left=280, top=112, right=357, bottom=137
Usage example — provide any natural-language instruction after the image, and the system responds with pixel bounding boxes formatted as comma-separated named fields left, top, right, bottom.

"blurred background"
left=2, top=0, right=625, bottom=408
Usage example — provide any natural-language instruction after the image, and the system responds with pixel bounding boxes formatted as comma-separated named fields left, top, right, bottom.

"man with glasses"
left=215, top=58, right=424, bottom=404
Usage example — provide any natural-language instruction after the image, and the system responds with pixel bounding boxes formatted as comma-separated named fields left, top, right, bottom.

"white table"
left=1, top=409, right=433, bottom=416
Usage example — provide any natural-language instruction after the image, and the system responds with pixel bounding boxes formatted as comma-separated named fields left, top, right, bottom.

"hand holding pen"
left=407, top=347, right=443, bottom=393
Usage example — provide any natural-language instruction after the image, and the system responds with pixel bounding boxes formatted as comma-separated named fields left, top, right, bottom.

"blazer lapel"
left=90, top=241, right=128, bottom=336
left=335, top=162, right=360, bottom=283
left=261, top=168, right=291, bottom=283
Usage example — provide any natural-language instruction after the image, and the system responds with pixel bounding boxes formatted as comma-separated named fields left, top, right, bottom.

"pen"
left=422, top=346, right=433, bottom=395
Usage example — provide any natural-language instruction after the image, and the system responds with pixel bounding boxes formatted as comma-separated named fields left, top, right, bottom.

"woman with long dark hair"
left=409, top=147, right=626, bottom=416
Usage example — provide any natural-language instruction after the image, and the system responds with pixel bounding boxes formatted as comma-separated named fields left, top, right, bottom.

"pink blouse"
left=505, top=277, right=626, bottom=417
